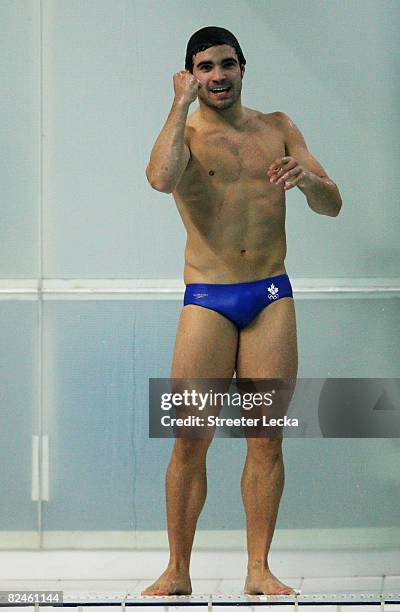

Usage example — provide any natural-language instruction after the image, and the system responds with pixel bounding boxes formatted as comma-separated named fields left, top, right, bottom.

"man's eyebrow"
left=196, top=56, right=238, bottom=68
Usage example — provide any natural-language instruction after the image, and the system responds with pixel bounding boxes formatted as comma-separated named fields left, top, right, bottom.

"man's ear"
left=241, top=65, right=245, bottom=78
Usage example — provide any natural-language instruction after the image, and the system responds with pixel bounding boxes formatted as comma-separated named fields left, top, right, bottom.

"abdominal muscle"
left=184, top=246, right=287, bottom=284
left=177, top=193, right=288, bottom=285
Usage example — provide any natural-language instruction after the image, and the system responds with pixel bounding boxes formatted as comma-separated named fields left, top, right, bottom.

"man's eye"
left=200, top=62, right=235, bottom=71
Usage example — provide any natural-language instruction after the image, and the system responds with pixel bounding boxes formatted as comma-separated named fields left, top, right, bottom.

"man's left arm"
left=267, top=112, right=342, bottom=217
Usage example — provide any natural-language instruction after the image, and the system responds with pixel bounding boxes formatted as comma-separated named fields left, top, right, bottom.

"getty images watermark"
left=148, top=378, right=400, bottom=438
left=158, top=386, right=297, bottom=431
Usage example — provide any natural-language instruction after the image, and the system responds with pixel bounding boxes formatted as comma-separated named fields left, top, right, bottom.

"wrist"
left=297, top=170, right=315, bottom=193
left=173, top=96, right=192, bottom=109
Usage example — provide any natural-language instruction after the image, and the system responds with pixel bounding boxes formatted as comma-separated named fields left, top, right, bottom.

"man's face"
left=192, top=44, right=244, bottom=109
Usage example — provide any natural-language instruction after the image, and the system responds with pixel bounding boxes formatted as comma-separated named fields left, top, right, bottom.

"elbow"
left=329, top=184, right=342, bottom=217
left=150, top=181, right=173, bottom=194
left=146, top=166, right=173, bottom=193
left=329, top=204, right=342, bottom=218
left=332, top=196, right=343, bottom=217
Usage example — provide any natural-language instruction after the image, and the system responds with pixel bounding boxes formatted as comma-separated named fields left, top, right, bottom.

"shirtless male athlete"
left=143, top=26, right=342, bottom=597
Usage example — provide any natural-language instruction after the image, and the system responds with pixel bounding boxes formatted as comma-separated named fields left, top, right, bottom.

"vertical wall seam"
left=38, top=0, right=44, bottom=548
left=130, top=312, right=137, bottom=544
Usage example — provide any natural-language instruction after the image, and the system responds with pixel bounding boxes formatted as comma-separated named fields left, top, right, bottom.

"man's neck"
left=197, top=98, right=247, bottom=129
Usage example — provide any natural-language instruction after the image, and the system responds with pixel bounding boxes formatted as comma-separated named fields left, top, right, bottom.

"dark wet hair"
left=185, top=26, right=246, bottom=73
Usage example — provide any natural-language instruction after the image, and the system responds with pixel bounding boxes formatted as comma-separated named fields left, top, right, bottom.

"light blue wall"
left=1, top=0, right=399, bottom=278
left=0, top=0, right=399, bottom=548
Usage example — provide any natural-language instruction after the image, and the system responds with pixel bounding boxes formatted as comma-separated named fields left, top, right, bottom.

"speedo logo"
left=193, top=292, right=208, bottom=299
left=267, top=283, right=279, bottom=300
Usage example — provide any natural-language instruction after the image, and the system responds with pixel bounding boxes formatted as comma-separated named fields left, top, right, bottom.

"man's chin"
left=203, top=96, right=236, bottom=109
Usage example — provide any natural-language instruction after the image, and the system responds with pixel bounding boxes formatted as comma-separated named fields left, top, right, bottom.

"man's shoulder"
left=184, top=112, right=200, bottom=147
left=259, top=110, right=293, bottom=129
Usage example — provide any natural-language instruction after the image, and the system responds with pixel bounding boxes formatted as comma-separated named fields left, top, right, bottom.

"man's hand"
left=173, top=70, right=200, bottom=105
left=267, top=156, right=312, bottom=191
left=268, top=155, right=342, bottom=216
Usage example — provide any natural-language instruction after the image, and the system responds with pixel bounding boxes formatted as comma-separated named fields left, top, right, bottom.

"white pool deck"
left=0, top=550, right=399, bottom=611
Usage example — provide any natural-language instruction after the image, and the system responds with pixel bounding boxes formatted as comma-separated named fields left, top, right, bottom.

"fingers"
left=275, top=166, right=302, bottom=184
left=269, top=164, right=298, bottom=184
left=267, top=156, right=307, bottom=191
left=267, top=156, right=293, bottom=174
left=267, top=157, right=296, bottom=181
left=282, top=170, right=307, bottom=190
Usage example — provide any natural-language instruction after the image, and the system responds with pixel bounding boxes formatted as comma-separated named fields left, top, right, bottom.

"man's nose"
left=211, top=67, right=226, bottom=81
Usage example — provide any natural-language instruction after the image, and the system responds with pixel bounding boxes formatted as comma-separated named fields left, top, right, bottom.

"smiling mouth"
left=209, top=86, right=232, bottom=97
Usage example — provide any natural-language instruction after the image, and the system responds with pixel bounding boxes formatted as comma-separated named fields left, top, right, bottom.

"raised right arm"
left=146, top=99, right=191, bottom=193
left=146, top=71, right=199, bottom=194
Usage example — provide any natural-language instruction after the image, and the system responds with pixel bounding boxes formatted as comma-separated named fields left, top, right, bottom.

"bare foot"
left=244, top=567, right=296, bottom=595
left=141, top=568, right=192, bottom=596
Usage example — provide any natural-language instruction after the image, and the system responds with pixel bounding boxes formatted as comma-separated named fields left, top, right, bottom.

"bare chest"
left=184, top=116, right=284, bottom=185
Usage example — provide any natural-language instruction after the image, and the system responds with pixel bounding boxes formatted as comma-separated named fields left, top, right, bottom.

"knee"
left=173, top=437, right=212, bottom=464
left=246, top=437, right=283, bottom=462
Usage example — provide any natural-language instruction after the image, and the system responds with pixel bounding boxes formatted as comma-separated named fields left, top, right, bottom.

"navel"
left=208, top=170, right=215, bottom=176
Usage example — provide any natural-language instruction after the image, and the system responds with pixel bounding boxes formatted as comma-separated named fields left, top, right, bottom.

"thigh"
left=171, top=305, right=239, bottom=378
left=236, top=297, right=298, bottom=379
left=237, top=298, right=298, bottom=441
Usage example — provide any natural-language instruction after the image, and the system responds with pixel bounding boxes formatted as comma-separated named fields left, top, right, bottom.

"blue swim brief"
left=184, top=273, right=293, bottom=329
